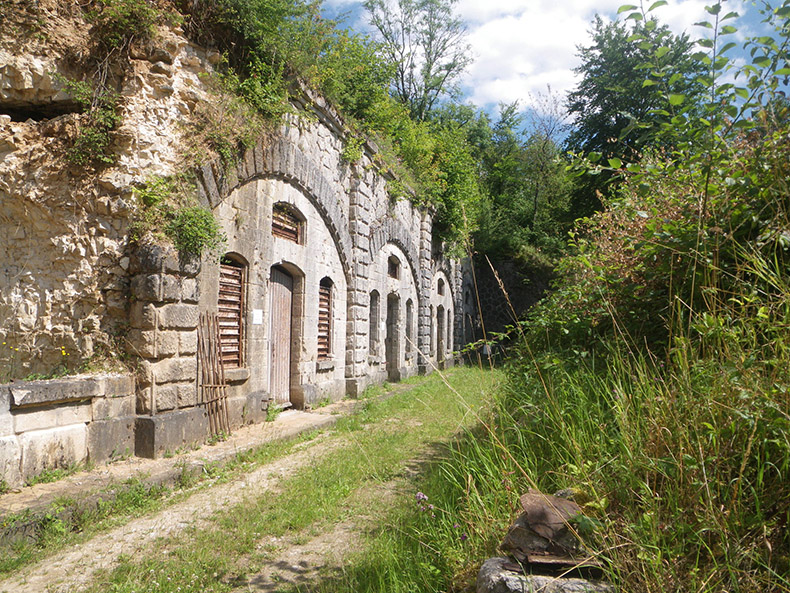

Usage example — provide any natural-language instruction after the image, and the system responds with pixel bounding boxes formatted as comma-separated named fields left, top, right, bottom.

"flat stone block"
left=156, top=383, right=178, bottom=412
left=178, top=331, right=197, bottom=356
left=152, top=357, right=197, bottom=384
left=134, top=408, right=209, bottom=458
left=130, top=302, right=157, bottom=330
left=0, top=435, right=22, bottom=487
left=14, top=401, right=92, bottom=433
left=87, top=416, right=136, bottom=463
left=18, top=424, right=88, bottom=482
left=91, top=394, right=135, bottom=421
left=102, top=374, right=135, bottom=397
left=131, top=274, right=161, bottom=301
left=181, top=278, right=198, bottom=303
left=157, top=331, right=179, bottom=357
left=177, top=383, right=197, bottom=408
left=160, top=274, right=181, bottom=302
left=9, top=376, right=101, bottom=408
left=159, top=303, right=199, bottom=330
left=476, top=558, right=613, bottom=593
left=126, top=329, right=156, bottom=358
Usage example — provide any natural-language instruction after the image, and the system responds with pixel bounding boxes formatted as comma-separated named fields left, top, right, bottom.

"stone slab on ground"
left=477, top=557, right=615, bottom=593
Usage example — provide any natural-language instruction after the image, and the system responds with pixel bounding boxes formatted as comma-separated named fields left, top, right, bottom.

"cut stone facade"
left=0, top=4, right=480, bottom=484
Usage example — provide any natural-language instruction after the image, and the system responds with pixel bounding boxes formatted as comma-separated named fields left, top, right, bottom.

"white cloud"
left=322, top=0, right=758, bottom=112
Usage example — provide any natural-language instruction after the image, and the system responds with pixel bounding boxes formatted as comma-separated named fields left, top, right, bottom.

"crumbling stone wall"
left=0, top=3, right=475, bottom=471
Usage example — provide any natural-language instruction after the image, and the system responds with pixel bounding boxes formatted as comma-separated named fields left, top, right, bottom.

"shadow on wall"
left=474, top=258, right=551, bottom=335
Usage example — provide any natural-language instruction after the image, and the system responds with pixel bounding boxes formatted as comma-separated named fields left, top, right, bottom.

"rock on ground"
left=476, top=557, right=615, bottom=593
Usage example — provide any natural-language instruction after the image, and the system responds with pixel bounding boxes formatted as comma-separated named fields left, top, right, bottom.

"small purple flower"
left=428, top=504, right=434, bottom=510
left=415, top=491, right=428, bottom=502
left=453, top=524, right=460, bottom=529
left=461, top=533, right=468, bottom=541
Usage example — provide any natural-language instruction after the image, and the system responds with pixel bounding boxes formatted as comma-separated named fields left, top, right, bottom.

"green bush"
left=165, top=206, right=225, bottom=258
left=88, top=0, right=172, bottom=51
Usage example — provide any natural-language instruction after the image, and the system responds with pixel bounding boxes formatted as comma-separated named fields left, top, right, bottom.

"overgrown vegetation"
left=131, top=175, right=226, bottom=258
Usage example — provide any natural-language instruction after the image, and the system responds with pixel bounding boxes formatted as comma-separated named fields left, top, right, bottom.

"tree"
left=363, top=0, right=472, bottom=121
left=565, top=15, right=704, bottom=217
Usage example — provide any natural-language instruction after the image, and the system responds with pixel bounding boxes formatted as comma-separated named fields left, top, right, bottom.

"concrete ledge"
left=224, top=367, right=250, bottom=383
left=135, top=408, right=209, bottom=458
left=7, top=376, right=101, bottom=408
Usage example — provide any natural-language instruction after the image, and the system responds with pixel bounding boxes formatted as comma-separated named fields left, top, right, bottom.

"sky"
left=320, top=0, right=771, bottom=114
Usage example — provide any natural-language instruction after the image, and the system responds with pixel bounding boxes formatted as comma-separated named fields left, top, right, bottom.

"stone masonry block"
left=136, top=360, right=154, bottom=387
left=157, top=331, right=179, bottom=358
left=152, top=357, right=197, bottom=384
left=156, top=384, right=178, bottom=412
left=0, top=435, right=22, bottom=487
left=160, top=274, right=181, bottom=302
left=0, top=387, right=12, bottom=436
left=135, top=408, right=209, bottom=458
left=92, top=394, right=135, bottom=421
left=19, top=424, right=88, bottom=482
left=131, top=274, right=161, bottom=301
left=126, top=329, right=156, bottom=358
left=87, top=416, right=136, bottom=464
left=102, top=374, right=135, bottom=397
left=159, top=304, right=199, bottom=330
left=130, top=301, right=157, bottom=330
left=177, top=383, right=197, bottom=408
left=179, top=331, right=198, bottom=356
left=14, top=401, right=92, bottom=433
left=181, top=278, right=198, bottom=303
left=9, top=376, right=101, bottom=408
left=136, top=385, right=153, bottom=414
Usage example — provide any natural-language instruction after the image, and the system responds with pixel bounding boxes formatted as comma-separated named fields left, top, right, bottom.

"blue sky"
left=321, top=0, right=775, bottom=115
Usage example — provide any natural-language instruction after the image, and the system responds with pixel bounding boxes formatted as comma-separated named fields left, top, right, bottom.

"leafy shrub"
left=132, top=176, right=226, bottom=258
left=88, top=0, right=172, bottom=51
left=165, top=206, right=225, bottom=258
left=58, top=78, right=122, bottom=166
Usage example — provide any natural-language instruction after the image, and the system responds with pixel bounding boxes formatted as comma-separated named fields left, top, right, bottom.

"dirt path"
left=0, top=436, right=343, bottom=593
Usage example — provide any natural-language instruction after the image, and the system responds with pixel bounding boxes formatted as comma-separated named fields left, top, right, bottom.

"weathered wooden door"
left=436, top=305, right=445, bottom=369
left=386, top=293, right=400, bottom=380
left=269, top=266, right=293, bottom=405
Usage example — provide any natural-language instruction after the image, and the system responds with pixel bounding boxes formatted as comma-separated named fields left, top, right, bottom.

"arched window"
left=318, top=277, right=332, bottom=360
left=437, top=278, right=445, bottom=296
left=369, top=290, right=380, bottom=355
left=272, top=203, right=303, bottom=243
left=388, top=255, right=400, bottom=279
left=218, top=255, right=246, bottom=368
left=405, top=299, right=413, bottom=354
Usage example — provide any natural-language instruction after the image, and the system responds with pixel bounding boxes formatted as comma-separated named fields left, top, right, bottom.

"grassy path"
left=10, top=367, right=500, bottom=593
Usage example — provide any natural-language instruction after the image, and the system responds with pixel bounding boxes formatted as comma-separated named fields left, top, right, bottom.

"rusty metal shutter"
left=272, top=204, right=301, bottom=243
left=218, top=259, right=244, bottom=368
left=318, top=279, right=332, bottom=360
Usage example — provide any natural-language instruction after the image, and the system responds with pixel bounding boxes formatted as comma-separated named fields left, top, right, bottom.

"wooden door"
left=437, top=305, right=445, bottom=369
left=386, top=294, right=400, bottom=380
left=269, top=266, right=293, bottom=405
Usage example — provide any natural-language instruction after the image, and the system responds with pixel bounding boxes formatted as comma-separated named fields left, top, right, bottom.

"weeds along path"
left=0, top=435, right=344, bottom=593
left=2, top=368, right=498, bottom=593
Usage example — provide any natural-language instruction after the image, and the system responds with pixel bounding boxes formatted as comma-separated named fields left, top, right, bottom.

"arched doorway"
left=437, top=305, right=445, bottom=370
left=386, top=293, right=400, bottom=381
left=270, top=265, right=294, bottom=406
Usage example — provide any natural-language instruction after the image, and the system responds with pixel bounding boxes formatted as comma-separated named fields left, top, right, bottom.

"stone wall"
left=0, top=374, right=135, bottom=487
left=0, top=3, right=476, bottom=470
